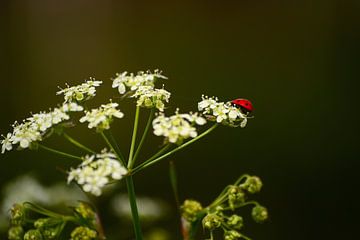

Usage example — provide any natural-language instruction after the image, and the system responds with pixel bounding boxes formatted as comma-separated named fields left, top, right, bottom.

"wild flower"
left=1, top=103, right=83, bottom=153
left=67, top=149, right=128, bottom=196
left=79, top=102, right=124, bottom=131
left=132, top=85, right=171, bottom=112
left=152, top=110, right=206, bottom=144
left=57, top=78, right=102, bottom=103
left=112, top=70, right=167, bottom=95
left=198, top=95, right=248, bottom=127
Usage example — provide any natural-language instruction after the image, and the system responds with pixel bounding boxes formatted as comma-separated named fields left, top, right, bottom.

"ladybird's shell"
left=231, top=98, right=253, bottom=112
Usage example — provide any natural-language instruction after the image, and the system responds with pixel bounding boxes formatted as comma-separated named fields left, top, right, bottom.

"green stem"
left=128, top=106, right=141, bottom=169
left=221, top=201, right=259, bottom=211
left=125, top=176, right=143, bottom=240
left=131, top=124, right=218, bottom=174
left=234, top=174, right=250, bottom=185
left=63, top=133, right=96, bottom=154
left=100, top=131, right=126, bottom=166
left=37, top=144, right=83, bottom=161
left=132, top=108, right=155, bottom=163
left=107, top=130, right=126, bottom=161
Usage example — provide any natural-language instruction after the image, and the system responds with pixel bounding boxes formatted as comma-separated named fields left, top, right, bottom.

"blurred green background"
left=0, top=0, right=359, bottom=239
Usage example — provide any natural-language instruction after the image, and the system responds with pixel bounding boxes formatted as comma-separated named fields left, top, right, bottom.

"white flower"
left=152, top=110, right=206, bottom=144
left=112, top=70, right=167, bottom=95
left=79, top=102, right=124, bottom=131
left=57, top=78, right=102, bottom=103
left=67, top=149, right=128, bottom=196
left=132, top=85, right=171, bottom=112
left=1, top=103, right=81, bottom=153
left=198, top=95, right=248, bottom=127
left=1, top=133, right=13, bottom=153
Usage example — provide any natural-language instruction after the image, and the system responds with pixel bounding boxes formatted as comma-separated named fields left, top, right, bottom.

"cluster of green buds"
left=7, top=201, right=101, bottom=240
left=180, top=175, right=268, bottom=240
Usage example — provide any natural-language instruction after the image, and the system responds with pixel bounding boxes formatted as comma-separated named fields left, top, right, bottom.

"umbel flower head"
left=112, top=70, right=167, bottom=95
left=1, top=103, right=83, bottom=153
left=67, top=149, right=128, bottom=196
left=132, top=85, right=171, bottom=112
left=152, top=110, right=206, bottom=144
left=79, top=102, right=124, bottom=131
left=198, top=95, right=248, bottom=127
left=57, top=78, right=102, bottom=103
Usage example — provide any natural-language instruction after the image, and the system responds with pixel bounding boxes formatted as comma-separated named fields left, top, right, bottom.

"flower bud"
left=241, top=176, right=262, bottom=194
left=8, top=226, right=24, bottom=240
left=227, top=215, right=244, bottom=230
left=75, top=202, right=95, bottom=221
left=10, top=203, right=26, bottom=226
left=202, top=213, right=222, bottom=230
left=251, top=205, right=268, bottom=223
left=24, top=229, right=43, bottom=240
left=228, top=186, right=245, bottom=210
left=70, top=226, right=97, bottom=240
left=224, top=230, right=241, bottom=240
left=180, top=199, right=203, bottom=222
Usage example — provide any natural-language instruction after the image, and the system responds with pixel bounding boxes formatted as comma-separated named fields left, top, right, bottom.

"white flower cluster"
left=153, top=110, right=206, bottom=144
left=112, top=70, right=167, bottom=95
left=132, top=85, right=171, bottom=112
left=79, top=102, right=124, bottom=131
left=198, top=95, right=248, bottom=127
left=1, top=103, right=84, bottom=153
left=67, top=149, right=128, bottom=196
left=57, top=78, right=102, bottom=103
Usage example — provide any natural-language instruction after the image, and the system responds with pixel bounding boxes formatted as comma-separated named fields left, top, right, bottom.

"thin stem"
left=125, top=176, right=143, bottom=240
left=234, top=174, right=250, bottom=185
left=128, top=106, right=141, bottom=169
left=221, top=201, right=259, bottom=211
left=132, top=108, right=155, bottom=163
left=107, top=130, right=126, bottom=161
left=100, top=131, right=126, bottom=166
left=63, top=133, right=96, bottom=154
left=131, top=124, right=218, bottom=174
left=37, top=144, right=83, bottom=161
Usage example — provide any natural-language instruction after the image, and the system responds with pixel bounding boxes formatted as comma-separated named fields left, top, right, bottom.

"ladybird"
left=231, top=98, right=253, bottom=113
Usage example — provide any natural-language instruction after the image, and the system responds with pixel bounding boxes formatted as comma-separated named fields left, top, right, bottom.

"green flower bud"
left=202, top=213, right=222, bottom=230
left=228, top=186, right=245, bottom=210
left=8, top=226, right=24, bottom=240
left=241, top=176, right=263, bottom=194
left=252, top=205, right=268, bottom=223
left=224, top=230, right=241, bottom=240
left=42, top=228, right=58, bottom=239
left=70, top=226, right=97, bottom=240
left=10, top=203, right=27, bottom=226
left=34, top=218, right=61, bottom=229
left=144, top=98, right=153, bottom=107
left=24, top=229, right=43, bottom=240
left=75, top=92, right=84, bottom=101
left=227, top=215, right=244, bottom=230
left=75, top=202, right=95, bottom=221
left=180, top=199, right=203, bottom=222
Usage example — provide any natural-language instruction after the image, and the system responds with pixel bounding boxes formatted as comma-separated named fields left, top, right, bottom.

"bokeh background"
left=0, top=0, right=359, bottom=239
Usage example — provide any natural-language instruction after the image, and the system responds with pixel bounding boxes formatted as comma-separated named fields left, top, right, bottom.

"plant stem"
left=125, top=176, right=143, bottom=240
left=37, top=144, right=83, bottom=161
left=63, top=133, right=96, bottom=154
left=100, top=131, right=126, bottom=166
left=107, top=130, right=126, bottom=161
left=128, top=106, right=141, bottom=169
left=131, top=124, right=218, bottom=174
left=132, top=108, right=155, bottom=163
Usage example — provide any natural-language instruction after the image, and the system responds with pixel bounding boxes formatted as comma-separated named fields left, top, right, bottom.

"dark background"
left=0, top=0, right=359, bottom=239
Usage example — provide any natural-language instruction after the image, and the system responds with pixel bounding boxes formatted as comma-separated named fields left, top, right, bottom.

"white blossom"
left=152, top=110, right=206, bottom=144
left=67, top=149, right=128, bottom=196
left=57, top=78, right=102, bottom=103
left=1, top=103, right=82, bottom=153
left=79, top=102, right=124, bottom=131
left=132, top=85, right=171, bottom=112
left=112, top=70, right=167, bottom=95
left=198, top=95, right=248, bottom=127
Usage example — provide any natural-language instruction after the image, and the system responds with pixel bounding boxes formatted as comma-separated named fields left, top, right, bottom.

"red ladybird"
left=231, top=98, right=254, bottom=113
